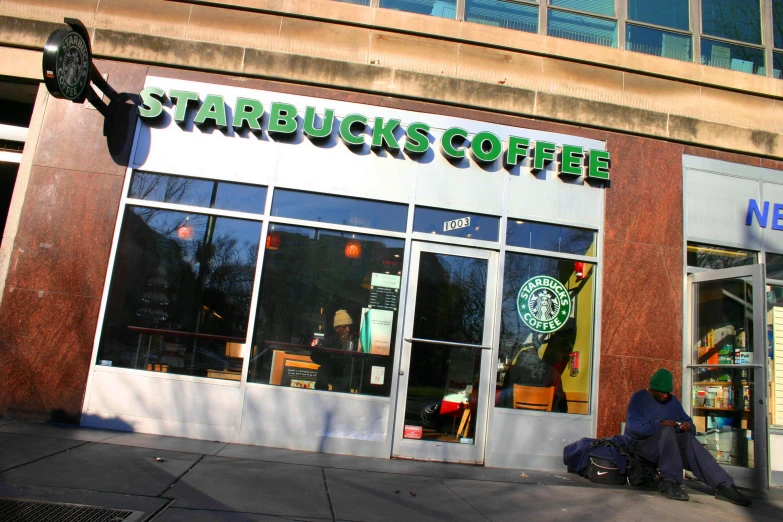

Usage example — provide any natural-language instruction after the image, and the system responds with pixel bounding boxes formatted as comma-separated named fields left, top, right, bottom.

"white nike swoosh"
left=597, top=471, right=608, bottom=476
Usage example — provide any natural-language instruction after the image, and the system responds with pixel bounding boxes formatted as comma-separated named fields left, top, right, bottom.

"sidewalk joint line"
left=437, top=477, right=493, bottom=522
left=0, top=440, right=92, bottom=474
left=159, top=454, right=205, bottom=497
left=322, top=467, right=337, bottom=522
left=139, top=497, right=176, bottom=522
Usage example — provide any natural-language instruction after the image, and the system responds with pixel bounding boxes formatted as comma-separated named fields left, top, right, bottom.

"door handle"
left=404, top=337, right=491, bottom=350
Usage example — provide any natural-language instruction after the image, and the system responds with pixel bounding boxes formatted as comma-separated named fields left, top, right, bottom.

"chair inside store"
left=513, top=385, right=555, bottom=411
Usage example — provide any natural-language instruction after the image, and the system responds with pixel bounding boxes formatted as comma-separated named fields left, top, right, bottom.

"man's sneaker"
left=659, top=480, right=689, bottom=501
left=715, top=484, right=752, bottom=506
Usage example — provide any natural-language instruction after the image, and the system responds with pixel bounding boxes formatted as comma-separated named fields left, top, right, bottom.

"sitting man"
left=625, top=369, right=751, bottom=506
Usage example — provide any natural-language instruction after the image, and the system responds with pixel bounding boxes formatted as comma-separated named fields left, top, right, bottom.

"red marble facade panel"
left=603, top=135, right=683, bottom=248
left=4, top=166, right=124, bottom=297
left=596, top=354, right=683, bottom=438
left=33, top=60, right=148, bottom=176
left=0, top=288, right=101, bottom=422
left=601, top=239, right=683, bottom=360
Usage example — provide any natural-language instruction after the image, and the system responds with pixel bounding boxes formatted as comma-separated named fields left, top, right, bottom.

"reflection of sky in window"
left=271, top=190, right=408, bottom=232
left=413, top=207, right=499, bottom=241
left=507, top=220, right=595, bottom=255
left=702, top=0, right=761, bottom=45
left=627, top=0, right=689, bottom=31
left=464, top=0, right=538, bottom=33
left=626, top=24, right=691, bottom=61
left=130, top=172, right=266, bottom=214
left=547, top=9, right=617, bottom=47
left=379, top=0, right=457, bottom=18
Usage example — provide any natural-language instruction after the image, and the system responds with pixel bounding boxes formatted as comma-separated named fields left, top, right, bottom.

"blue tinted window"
left=506, top=219, right=596, bottom=255
left=335, top=0, right=370, bottom=4
left=130, top=172, right=267, bottom=214
left=774, top=0, right=783, bottom=48
left=465, top=0, right=538, bottom=33
left=379, top=0, right=457, bottom=18
left=627, top=0, right=689, bottom=31
left=548, top=9, right=617, bottom=47
left=413, top=207, right=499, bottom=241
left=701, top=38, right=765, bottom=75
left=702, top=0, right=761, bottom=45
left=627, top=24, right=692, bottom=61
left=550, top=0, right=614, bottom=16
left=271, top=190, right=408, bottom=232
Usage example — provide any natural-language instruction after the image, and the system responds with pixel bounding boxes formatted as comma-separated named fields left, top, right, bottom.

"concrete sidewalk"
left=0, top=418, right=781, bottom=521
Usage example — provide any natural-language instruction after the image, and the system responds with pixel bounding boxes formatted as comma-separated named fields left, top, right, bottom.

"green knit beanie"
left=649, top=369, right=673, bottom=393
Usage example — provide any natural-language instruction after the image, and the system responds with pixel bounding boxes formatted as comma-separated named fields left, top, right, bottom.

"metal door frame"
left=686, top=264, right=769, bottom=490
left=391, top=241, right=499, bottom=463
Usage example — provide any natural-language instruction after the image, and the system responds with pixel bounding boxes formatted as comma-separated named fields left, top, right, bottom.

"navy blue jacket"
left=624, top=389, right=694, bottom=441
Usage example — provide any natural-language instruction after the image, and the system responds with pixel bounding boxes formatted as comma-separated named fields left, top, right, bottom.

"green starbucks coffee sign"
left=517, top=276, right=571, bottom=333
left=137, top=87, right=611, bottom=180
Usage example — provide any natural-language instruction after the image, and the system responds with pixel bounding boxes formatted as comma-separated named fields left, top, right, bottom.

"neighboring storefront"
left=81, top=75, right=607, bottom=470
left=684, top=155, right=783, bottom=488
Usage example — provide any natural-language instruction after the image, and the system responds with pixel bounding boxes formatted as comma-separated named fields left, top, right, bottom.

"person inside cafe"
left=312, top=310, right=357, bottom=392
left=625, top=369, right=751, bottom=506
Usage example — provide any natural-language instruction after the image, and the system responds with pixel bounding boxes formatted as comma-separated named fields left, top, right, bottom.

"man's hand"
left=679, top=421, right=692, bottom=432
left=660, top=420, right=678, bottom=427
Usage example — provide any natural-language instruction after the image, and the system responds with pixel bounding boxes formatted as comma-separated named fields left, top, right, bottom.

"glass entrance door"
left=392, top=242, right=498, bottom=463
left=688, top=265, right=768, bottom=490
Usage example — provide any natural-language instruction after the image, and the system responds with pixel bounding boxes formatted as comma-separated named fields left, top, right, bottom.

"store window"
left=496, top=253, right=595, bottom=414
left=506, top=219, right=596, bottom=255
left=767, top=253, right=783, bottom=280
left=547, top=6, right=617, bottom=47
left=96, top=206, right=262, bottom=380
left=687, top=242, right=756, bottom=269
left=413, top=207, right=500, bottom=241
left=379, top=0, right=457, bottom=18
left=271, top=189, right=407, bottom=232
left=129, top=172, right=267, bottom=214
left=464, top=0, right=539, bottom=33
left=247, top=225, right=405, bottom=396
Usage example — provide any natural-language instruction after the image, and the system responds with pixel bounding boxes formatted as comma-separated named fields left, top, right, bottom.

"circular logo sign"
left=43, top=26, right=91, bottom=101
left=516, top=276, right=571, bottom=333
left=55, top=32, right=90, bottom=100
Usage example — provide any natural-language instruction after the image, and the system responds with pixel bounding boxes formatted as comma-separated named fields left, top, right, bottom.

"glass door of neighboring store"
left=391, top=242, right=498, bottom=463
left=688, top=265, right=768, bottom=490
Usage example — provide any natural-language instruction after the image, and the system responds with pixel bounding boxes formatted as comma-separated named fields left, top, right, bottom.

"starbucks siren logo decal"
left=517, top=276, right=571, bottom=333
left=55, top=31, right=90, bottom=100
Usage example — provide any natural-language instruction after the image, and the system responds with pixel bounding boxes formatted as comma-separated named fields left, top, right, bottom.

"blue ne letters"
left=746, top=199, right=783, bottom=230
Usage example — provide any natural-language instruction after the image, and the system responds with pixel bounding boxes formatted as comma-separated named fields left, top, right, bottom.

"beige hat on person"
left=333, top=309, right=353, bottom=327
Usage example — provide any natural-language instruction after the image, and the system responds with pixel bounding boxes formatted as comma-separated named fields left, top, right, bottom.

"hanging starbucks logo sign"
left=517, top=276, right=571, bottom=333
left=43, top=25, right=91, bottom=102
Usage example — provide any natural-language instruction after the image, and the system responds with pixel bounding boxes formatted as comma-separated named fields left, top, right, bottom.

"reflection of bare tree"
left=702, top=0, right=762, bottom=44
left=687, top=244, right=754, bottom=270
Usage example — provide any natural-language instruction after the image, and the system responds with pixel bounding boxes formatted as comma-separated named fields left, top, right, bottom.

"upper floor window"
left=379, top=0, right=457, bottom=18
left=547, top=1, right=617, bottom=47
